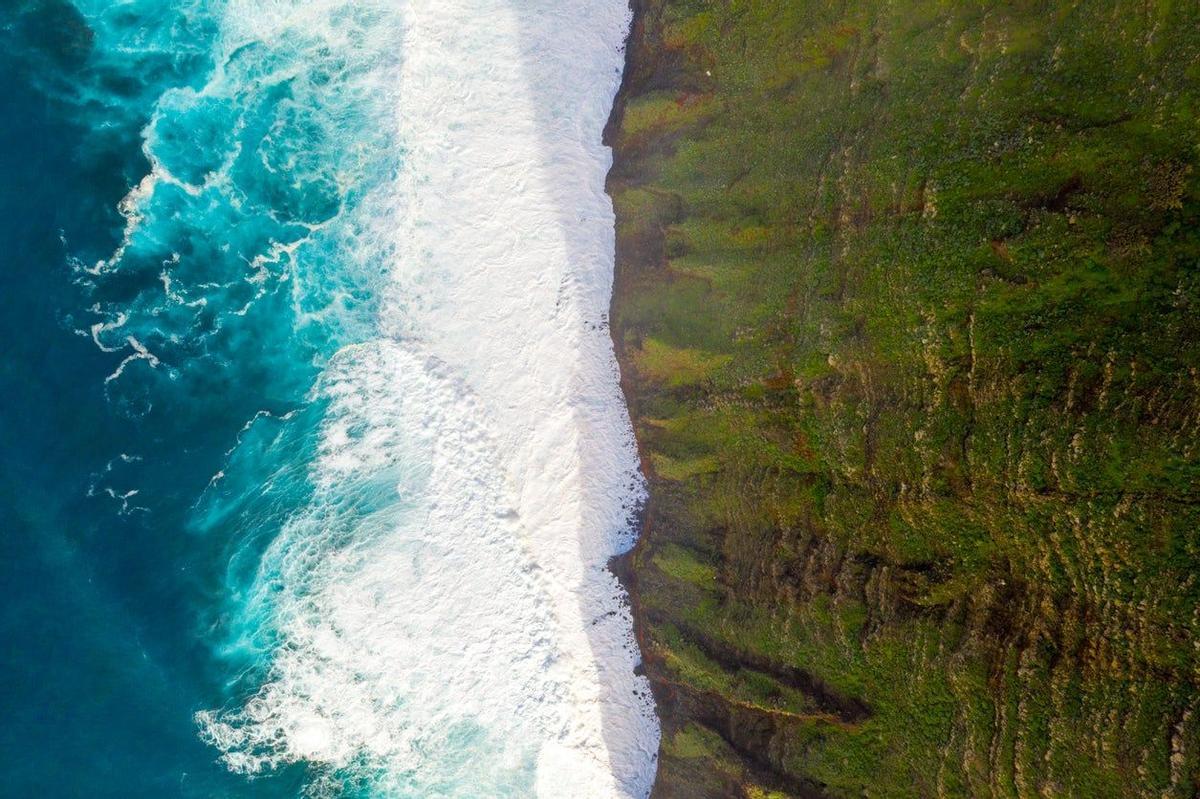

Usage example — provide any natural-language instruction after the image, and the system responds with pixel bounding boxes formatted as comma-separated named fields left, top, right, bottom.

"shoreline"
left=602, top=3, right=675, bottom=796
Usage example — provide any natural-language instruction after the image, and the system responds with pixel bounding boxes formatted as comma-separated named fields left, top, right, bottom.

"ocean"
left=0, top=1, right=658, bottom=796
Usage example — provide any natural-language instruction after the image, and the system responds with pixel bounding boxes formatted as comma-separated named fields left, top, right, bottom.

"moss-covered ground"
left=606, top=2, right=1200, bottom=796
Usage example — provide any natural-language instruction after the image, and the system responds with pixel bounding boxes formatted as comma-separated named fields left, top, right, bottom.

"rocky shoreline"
left=604, top=3, right=816, bottom=795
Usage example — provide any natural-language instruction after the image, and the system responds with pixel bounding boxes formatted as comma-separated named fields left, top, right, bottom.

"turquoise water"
left=1, top=1, right=657, bottom=796
left=2, top=0, right=400, bottom=795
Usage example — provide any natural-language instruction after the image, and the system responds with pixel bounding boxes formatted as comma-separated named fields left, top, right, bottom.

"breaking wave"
left=71, top=0, right=658, bottom=795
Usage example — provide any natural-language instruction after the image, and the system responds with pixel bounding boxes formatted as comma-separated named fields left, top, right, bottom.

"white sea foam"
left=196, top=0, right=658, bottom=796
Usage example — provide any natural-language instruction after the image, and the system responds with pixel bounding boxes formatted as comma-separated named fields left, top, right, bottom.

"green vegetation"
left=607, top=1, right=1200, bottom=796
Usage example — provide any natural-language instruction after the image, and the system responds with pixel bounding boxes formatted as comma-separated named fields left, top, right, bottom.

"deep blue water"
left=0, top=1, right=388, bottom=795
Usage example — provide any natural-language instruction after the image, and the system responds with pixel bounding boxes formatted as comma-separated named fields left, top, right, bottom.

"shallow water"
left=0, top=1, right=657, bottom=795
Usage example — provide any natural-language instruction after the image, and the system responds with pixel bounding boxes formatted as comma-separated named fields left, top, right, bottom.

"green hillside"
left=606, top=1, right=1200, bottom=796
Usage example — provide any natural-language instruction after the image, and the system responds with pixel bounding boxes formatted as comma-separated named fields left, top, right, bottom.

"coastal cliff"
left=605, top=2, right=1200, bottom=796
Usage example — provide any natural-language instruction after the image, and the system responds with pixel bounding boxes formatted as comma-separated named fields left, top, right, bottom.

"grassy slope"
left=606, top=1, right=1200, bottom=797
